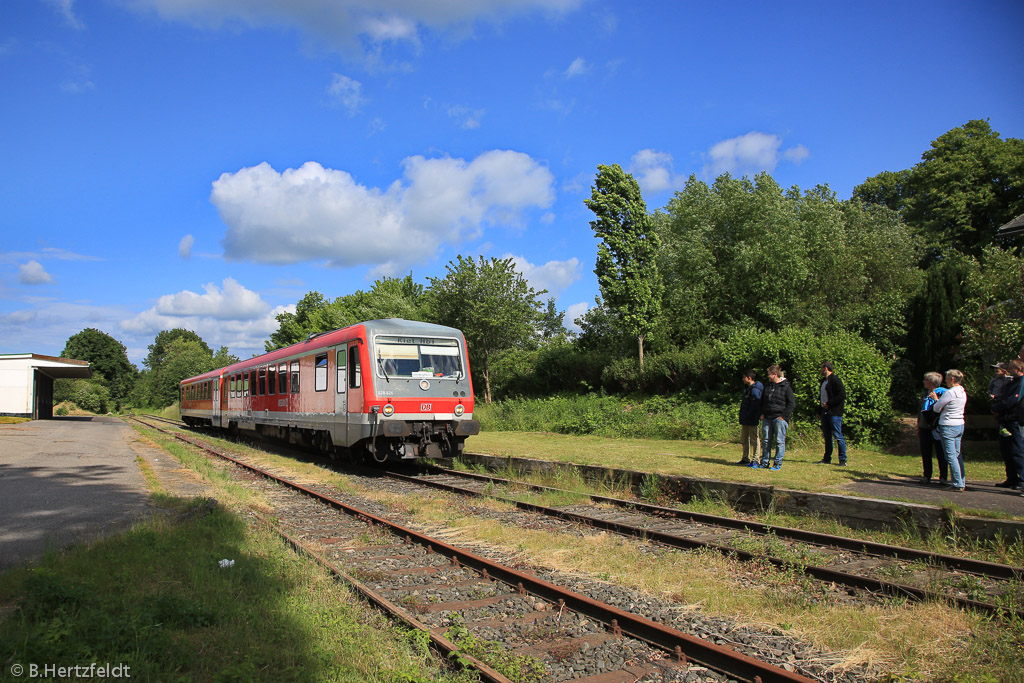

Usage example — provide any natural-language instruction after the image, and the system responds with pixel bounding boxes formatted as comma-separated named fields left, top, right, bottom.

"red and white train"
left=179, top=319, right=479, bottom=462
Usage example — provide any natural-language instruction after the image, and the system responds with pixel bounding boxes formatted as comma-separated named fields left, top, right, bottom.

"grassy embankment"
left=472, top=399, right=1013, bottom=513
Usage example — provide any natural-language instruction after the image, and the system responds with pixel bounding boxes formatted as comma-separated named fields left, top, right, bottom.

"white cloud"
left=447, top=105, right=484, bottom=129
left=128, top=0, right=584, bottom=53
left=18, top=260, right=54, bottom=285
left=46, top=0, right=85, bottom=30
left=783, top=144, right=810, bottom=163
left=703, top=131, right=809, bottom=178
left=565, top=301, right=591, bottom=332
left=327, top=73, right=366, bottom=116
left=178, top=234, right=194, bottom=259
left=503, top=254, right=581, bottom=296
left=120, top=279, right=291, bottom=360
left=629, top=148, right=684, bottom=195
left=213, top=151, right=555, bottom=274
left=564, top=57, right=588, bottom=78
left=151, top=277, right=270, bottom=321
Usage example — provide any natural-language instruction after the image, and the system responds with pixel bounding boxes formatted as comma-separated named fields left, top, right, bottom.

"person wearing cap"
left=988, top=362, right=1009, bottom=402
left=992, top=359, right=1024, bottom=490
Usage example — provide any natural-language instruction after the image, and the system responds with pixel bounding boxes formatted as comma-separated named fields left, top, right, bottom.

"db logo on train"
left=421, top=403, right=432, bottom=411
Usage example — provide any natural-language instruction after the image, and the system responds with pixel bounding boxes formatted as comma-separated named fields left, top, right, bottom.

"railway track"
left=128, top=415, right=840, bottom=683
left=135, top=414, right=1023, bottom=620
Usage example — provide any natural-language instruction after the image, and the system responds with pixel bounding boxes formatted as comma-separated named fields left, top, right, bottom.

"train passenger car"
left=179, top=319, right=480, bottom=462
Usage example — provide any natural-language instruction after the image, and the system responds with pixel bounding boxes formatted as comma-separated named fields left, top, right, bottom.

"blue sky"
left=2, top=0, right=1022, bottom=367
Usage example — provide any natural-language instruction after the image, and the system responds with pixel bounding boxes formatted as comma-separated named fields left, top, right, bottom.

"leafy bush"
left=592, top=327, right=896, bottom=443
left=54, top=378, right=110, bottom=414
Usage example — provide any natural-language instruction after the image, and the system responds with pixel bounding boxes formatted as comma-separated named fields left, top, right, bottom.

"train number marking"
left=420, top=403, right=432, bottom=411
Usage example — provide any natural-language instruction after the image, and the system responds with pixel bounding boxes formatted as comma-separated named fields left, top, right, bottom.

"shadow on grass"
left=0, top=499, right=336, bottom=682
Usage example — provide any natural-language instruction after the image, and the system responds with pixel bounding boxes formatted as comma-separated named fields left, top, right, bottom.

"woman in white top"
left=929, top=369, right=968, bottom=491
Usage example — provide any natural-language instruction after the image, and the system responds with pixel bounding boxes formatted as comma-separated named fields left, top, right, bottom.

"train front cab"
left=353, top=328, right=479, bottom=462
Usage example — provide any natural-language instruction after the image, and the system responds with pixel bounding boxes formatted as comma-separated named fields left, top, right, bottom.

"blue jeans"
left=760, top=418, right=788, bottom=467
left=821, top=415, right=847, bottom=464
left=938, top=423, right=965, bottom=488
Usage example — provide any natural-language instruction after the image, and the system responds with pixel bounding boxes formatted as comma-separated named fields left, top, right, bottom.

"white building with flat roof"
left=0, top=354, right=92, bottom=419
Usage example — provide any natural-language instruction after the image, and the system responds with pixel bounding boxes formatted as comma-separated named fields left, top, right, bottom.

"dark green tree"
left=59, top=328, right=137, bottom=408
left=144, top=329, right=211, bottom=372
left=156, top=338, right=216, bottom=407
left=659, top=173, right=920, bottom=355
left=586, top=164, right=663, bottom=370
left=426, top=255, right=545, bottom=403
left=266, top=292, right=350, bottom=351
left=854, top=119, right=1024, bottom=256
left=904, top=254, right=974, bottom=375
left=959, top=246, right=1024, bottom=363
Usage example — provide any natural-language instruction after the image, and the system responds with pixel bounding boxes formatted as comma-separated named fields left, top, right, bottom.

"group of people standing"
left=916, top=355, right=1024, bottom=495
left=738, top=362, right=846, bottom=471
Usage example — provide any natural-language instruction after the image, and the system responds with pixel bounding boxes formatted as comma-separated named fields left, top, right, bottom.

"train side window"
left=314, top=353, right=328, bottom=392
left=229, top=376, right=235, bottom=398
left=349, top=346, right=361, bottom=389
left=278, top=363, right=288, bottom=394
left=268, top=365, right=277, bottom=395
left=249, top=370, right=256, bottom=396
left=258, top=368, right=266, bottom=395
left=244, top=373, right=250, bottom=397
left=336, top=349, right=346, bottom=394
left=290, top=362, right=299, bottom=393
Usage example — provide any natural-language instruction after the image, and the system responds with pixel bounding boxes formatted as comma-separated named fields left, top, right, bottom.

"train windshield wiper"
left=377, top=351, right=390, bottom=383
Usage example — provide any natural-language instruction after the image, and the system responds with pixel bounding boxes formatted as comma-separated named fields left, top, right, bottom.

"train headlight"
left=382, top=403, right=395, bottom=417
left=454, top=404, right=465, bottom=417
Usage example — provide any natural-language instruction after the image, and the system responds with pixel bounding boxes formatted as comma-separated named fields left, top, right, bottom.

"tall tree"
left=854, top=119, right=1024, bottom=256
left=659, top=173, right=921, bottom=355
left=958, top=246, right=1024, bottom=363
left=586, top=164, right=663, bottom=370
left=60, top=328, right=137, bottom=408
left=144, top=329, right=211, bottom=371
left=426, top=255, right=544, bottom=403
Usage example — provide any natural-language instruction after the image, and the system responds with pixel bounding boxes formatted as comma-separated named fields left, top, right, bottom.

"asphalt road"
left=0, top=416, right=151, bottom=572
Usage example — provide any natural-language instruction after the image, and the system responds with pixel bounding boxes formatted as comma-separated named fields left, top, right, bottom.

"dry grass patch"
left=347, top=481, right=1012, bottom=681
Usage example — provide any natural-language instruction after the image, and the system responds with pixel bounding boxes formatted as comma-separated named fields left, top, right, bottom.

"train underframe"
left=184, top=414, right=479, bottom=463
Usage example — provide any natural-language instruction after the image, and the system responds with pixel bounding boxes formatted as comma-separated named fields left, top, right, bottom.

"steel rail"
left=427, top=464, right=1023, bottom=581
left=388, top=468, right=1024, bottom=622
left=130, top=417, right=817, bottom=683
left=253, top=511, right=517, bottom=683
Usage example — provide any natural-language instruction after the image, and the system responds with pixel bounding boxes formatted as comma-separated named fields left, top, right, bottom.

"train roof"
left=180, top=319, right=465, bottom=384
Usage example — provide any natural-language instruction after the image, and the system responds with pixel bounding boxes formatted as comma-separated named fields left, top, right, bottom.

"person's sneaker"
left=748, top=462, right=761, bottom=469
left=769, top=465, right=781, bottom=471
left=994, top=480, right=1014, bottom=488
left=737, top=459, right=751, bottom=465
left=837, top=462, right=848, bottom=467
left=815, top=459, right=831, bottom=464
left=919, top=477, right=931, bottom=485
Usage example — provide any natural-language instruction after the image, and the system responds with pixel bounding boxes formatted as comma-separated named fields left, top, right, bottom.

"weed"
left=444, top=616, right=547, bottom=683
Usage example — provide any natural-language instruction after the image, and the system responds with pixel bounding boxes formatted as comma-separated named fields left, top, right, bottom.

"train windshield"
left=374, top=336, right=464, bottom=379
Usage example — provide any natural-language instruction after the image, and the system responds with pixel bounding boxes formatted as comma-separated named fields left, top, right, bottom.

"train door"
left=212, top=375, right=221, bottom=427
left=346, top=342, right=364, bottom=445
left=333, top=346, right=347, bottom=446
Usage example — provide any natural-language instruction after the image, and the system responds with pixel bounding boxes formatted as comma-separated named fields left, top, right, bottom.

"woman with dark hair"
left=918, top=372, right=947, bottom=485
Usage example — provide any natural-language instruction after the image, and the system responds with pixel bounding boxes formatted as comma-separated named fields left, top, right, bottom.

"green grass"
left=0, top=498, right=472, bottom=683
left=465, top=429, right=1010, bottom=506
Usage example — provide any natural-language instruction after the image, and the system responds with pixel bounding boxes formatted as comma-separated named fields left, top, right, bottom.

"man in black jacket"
left=756, top=365, right=795, bottom=470
left=992, top=359, right=1024, bottom=490
left=817, top=361, right=848, bottom=466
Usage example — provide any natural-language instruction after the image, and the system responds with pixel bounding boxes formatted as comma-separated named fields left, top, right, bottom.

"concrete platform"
left=0, top=417, right=165, bottom=572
